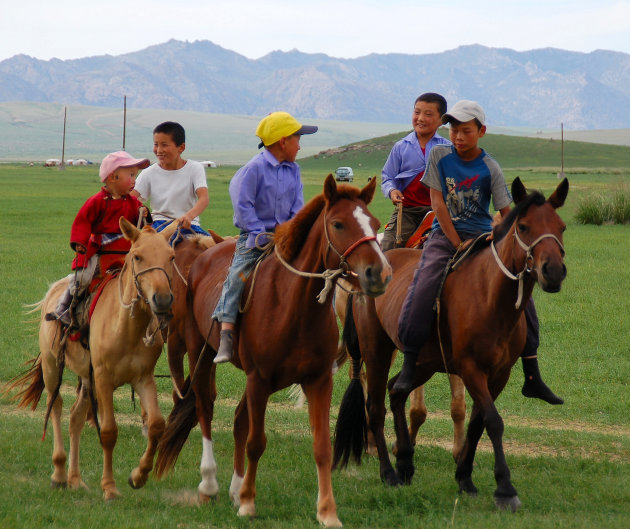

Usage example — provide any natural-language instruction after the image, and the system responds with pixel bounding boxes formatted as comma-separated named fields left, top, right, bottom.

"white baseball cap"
left=442, top=100, right=486, bottom=126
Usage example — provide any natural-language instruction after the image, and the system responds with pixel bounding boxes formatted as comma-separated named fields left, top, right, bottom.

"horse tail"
left=332, top=294, right=368, bottom=469
left=154, top=375, right=199, bottom=479
left=4, top=354, right=46, bottom=411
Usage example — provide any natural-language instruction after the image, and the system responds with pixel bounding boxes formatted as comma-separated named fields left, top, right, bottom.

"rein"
left=273, top=210, right=377, bottom=304
left=118, top=256, right=173, bottom=345
left=491, top=228, right=565, bottom=309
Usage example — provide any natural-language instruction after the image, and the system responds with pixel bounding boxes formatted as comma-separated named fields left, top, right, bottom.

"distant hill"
left=1, top=40, right=630, bottom=130
left=0, top=101, right=408, bottom=163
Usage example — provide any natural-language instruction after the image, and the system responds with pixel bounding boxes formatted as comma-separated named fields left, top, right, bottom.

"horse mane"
left=274, top=185, right=365, bottom=261
left=492, top=189, right=546, bottom=242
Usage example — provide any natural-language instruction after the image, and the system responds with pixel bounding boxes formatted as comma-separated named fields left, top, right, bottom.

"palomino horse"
left=155, top=175, right=392, bottom=527
left=333, top=279, right=466, bottom=462
left=9, top=219, right=174, bottom=500
left=334, top=177, right=568, bottom=511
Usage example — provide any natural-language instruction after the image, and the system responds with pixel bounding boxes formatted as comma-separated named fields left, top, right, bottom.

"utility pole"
left=122, top=95, right=127, bottom=150
left=59, top=106, right=67, bottom=171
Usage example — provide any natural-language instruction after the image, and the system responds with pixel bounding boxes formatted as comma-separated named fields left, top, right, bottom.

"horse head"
left=510, top=177, right=568, bottom=294
left=322, top=174, right=392, bottom=297
left=120, top=218, right=175, bottom=324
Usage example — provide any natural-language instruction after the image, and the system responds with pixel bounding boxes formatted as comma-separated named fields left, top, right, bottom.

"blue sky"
left=2, top=0, right=629, bottom=61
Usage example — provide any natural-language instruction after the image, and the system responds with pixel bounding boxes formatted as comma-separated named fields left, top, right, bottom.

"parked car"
left=335, top=166, right=353, bottom=182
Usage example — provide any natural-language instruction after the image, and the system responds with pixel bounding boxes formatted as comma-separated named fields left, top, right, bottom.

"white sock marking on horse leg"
left=198, top=437, right=219, bottom=498
left=353, top=206, right=390, bottom=269
left=229, top=471, right=244, bottom=507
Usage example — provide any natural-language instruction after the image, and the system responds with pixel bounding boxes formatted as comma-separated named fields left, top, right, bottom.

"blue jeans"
left=212, top=233, right=264, bottom=324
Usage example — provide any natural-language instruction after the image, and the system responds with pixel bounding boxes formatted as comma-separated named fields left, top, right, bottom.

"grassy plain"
left=0, top=132, right=629, bottom=528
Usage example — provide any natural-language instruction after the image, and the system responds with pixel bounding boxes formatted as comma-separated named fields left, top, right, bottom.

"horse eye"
left=517, top=223, right=528, bottom=233
left=133, top=254, right=141, bottom=262
left=332, top=221, right=344, bottom=230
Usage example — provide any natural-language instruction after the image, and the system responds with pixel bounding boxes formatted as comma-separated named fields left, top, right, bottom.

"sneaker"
left=214, top=330, right=234, bottom=364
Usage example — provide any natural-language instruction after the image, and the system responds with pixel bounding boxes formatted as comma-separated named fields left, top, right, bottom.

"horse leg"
left=407, top=385, right=427, bottom=448
left=230, top=393, right=248, bottom=507
left=67, top=377, right=91, bottom=489
left=167, top=330, right=186, bottom=402
left=128, top=376, right=165, bottom=490
left=192, top=357, right=218, bottom=503
left=94, top=375, right=120, bottom=500
left=458, top=370, right=520, bottom=511
left=237, top=376, right=270, bottom=519
left=303, top=374, right=342, bottom=528
left=389, top=369, right=433, bottom=484
left=41, top=349, right=68, bottom=488
left=448, top=374, right=466, bottom=460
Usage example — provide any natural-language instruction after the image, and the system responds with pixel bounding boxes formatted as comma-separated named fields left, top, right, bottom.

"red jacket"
left=70, top=188, right=144, bottom=269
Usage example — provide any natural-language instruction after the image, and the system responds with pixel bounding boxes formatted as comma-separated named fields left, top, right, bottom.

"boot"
left=521, top=356, right=564, bottom=405
left=392, top=351, right=418, bottom=393
left=47, top=288, right=73, bottom=327
left=214, top=329, right=234, bottom=364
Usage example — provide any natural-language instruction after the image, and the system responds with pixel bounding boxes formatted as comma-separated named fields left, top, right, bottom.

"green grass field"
left=1, top=131, right=629, bottom=528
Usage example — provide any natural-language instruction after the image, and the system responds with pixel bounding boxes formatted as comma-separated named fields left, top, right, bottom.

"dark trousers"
left=381, top=205, right=432, bottom=251
left=397, top=228, right=539, bottom=356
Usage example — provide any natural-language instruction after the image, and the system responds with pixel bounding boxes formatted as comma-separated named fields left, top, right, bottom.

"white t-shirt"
left=135, top=160, right=207, bottom=226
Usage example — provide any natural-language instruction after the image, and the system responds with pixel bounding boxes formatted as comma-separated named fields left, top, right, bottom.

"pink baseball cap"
left=99, top=150, right=150, bottom=182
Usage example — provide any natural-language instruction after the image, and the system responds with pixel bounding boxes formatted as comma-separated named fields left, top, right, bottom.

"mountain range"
left=1, top=39, right=630, bottom=130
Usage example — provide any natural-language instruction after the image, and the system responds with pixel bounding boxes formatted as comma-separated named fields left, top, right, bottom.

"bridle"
left=491, top=225, right=564, bottom=309
left=273, top=205, right=378, bottom=304
left=119, top=251, right=173, bottom=313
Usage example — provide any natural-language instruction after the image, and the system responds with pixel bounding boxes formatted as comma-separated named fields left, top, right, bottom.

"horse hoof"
left=381, top=471, right=402, bottom=487
left=458, top=478, right=478, bottom=497
left=103, top=489, right=122, bottom=501
left=128, top=475, right=146, bottom=490
left=51, top=480, right=68, bottom=489
left=237, top=502, right=256, bottom=518
left=494, top=495, right=521, bottom=512
left=198, top=492, right=217, bottom=504
left=317, top=513, right=343, bottom=528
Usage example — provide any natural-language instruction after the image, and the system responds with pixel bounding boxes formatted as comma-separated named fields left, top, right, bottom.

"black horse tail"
left=332, top=293, right=368, bottom=469
left=154, top=376, right=199, bottom=479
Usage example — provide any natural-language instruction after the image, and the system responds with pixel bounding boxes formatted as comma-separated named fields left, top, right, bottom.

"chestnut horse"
left=155, top=175, right=392, bottom=527
left=9, top=219, right=174, bottom=500
left=334, top=177, right=568, bottom=511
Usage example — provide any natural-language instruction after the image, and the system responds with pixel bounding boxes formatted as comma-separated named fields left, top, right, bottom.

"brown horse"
left=155, top=175, right=392, bottom=527
left=9, top=219, right=174, bottom=500
left=334, top=177, right=568, bottom=511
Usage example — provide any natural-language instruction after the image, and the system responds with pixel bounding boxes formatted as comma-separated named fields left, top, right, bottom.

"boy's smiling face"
left=153, top=132, right=185, bottom=170
left=412, top=100, right=442, bottom=141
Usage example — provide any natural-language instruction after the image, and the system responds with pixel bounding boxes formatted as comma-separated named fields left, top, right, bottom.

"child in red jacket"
left=51, top=151, right=150, bottom=326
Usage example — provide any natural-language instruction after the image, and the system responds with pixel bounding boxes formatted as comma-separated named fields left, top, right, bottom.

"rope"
left=273, top=245, right=346, bottom=304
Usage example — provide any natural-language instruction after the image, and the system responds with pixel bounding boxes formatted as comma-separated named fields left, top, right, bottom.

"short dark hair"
left=153, top=121, right=185, bottom=146
left=415, top=92, right=447, bottom=116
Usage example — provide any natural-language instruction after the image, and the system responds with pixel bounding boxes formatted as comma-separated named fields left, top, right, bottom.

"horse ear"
left=511, top=177, right=527, bottom=204
left=120, top=217, right=141, bottom=242
left=548, top=177, right=569, bottom=209
left=323, top=174, right=338, bottom=202
left=359, top=177, right=377, bottom=205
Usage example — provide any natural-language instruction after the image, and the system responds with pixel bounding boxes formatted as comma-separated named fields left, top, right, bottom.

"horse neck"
left=272, top=211, right=335, bottom=311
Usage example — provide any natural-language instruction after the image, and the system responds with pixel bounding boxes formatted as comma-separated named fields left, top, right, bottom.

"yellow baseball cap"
left=256, top=111, right=318, bottom=148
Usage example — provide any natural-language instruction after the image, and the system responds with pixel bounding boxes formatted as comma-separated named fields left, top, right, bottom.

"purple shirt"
left=381, top=130, right=451, bottom=199
left=229, top=149, right=304, bottom=248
